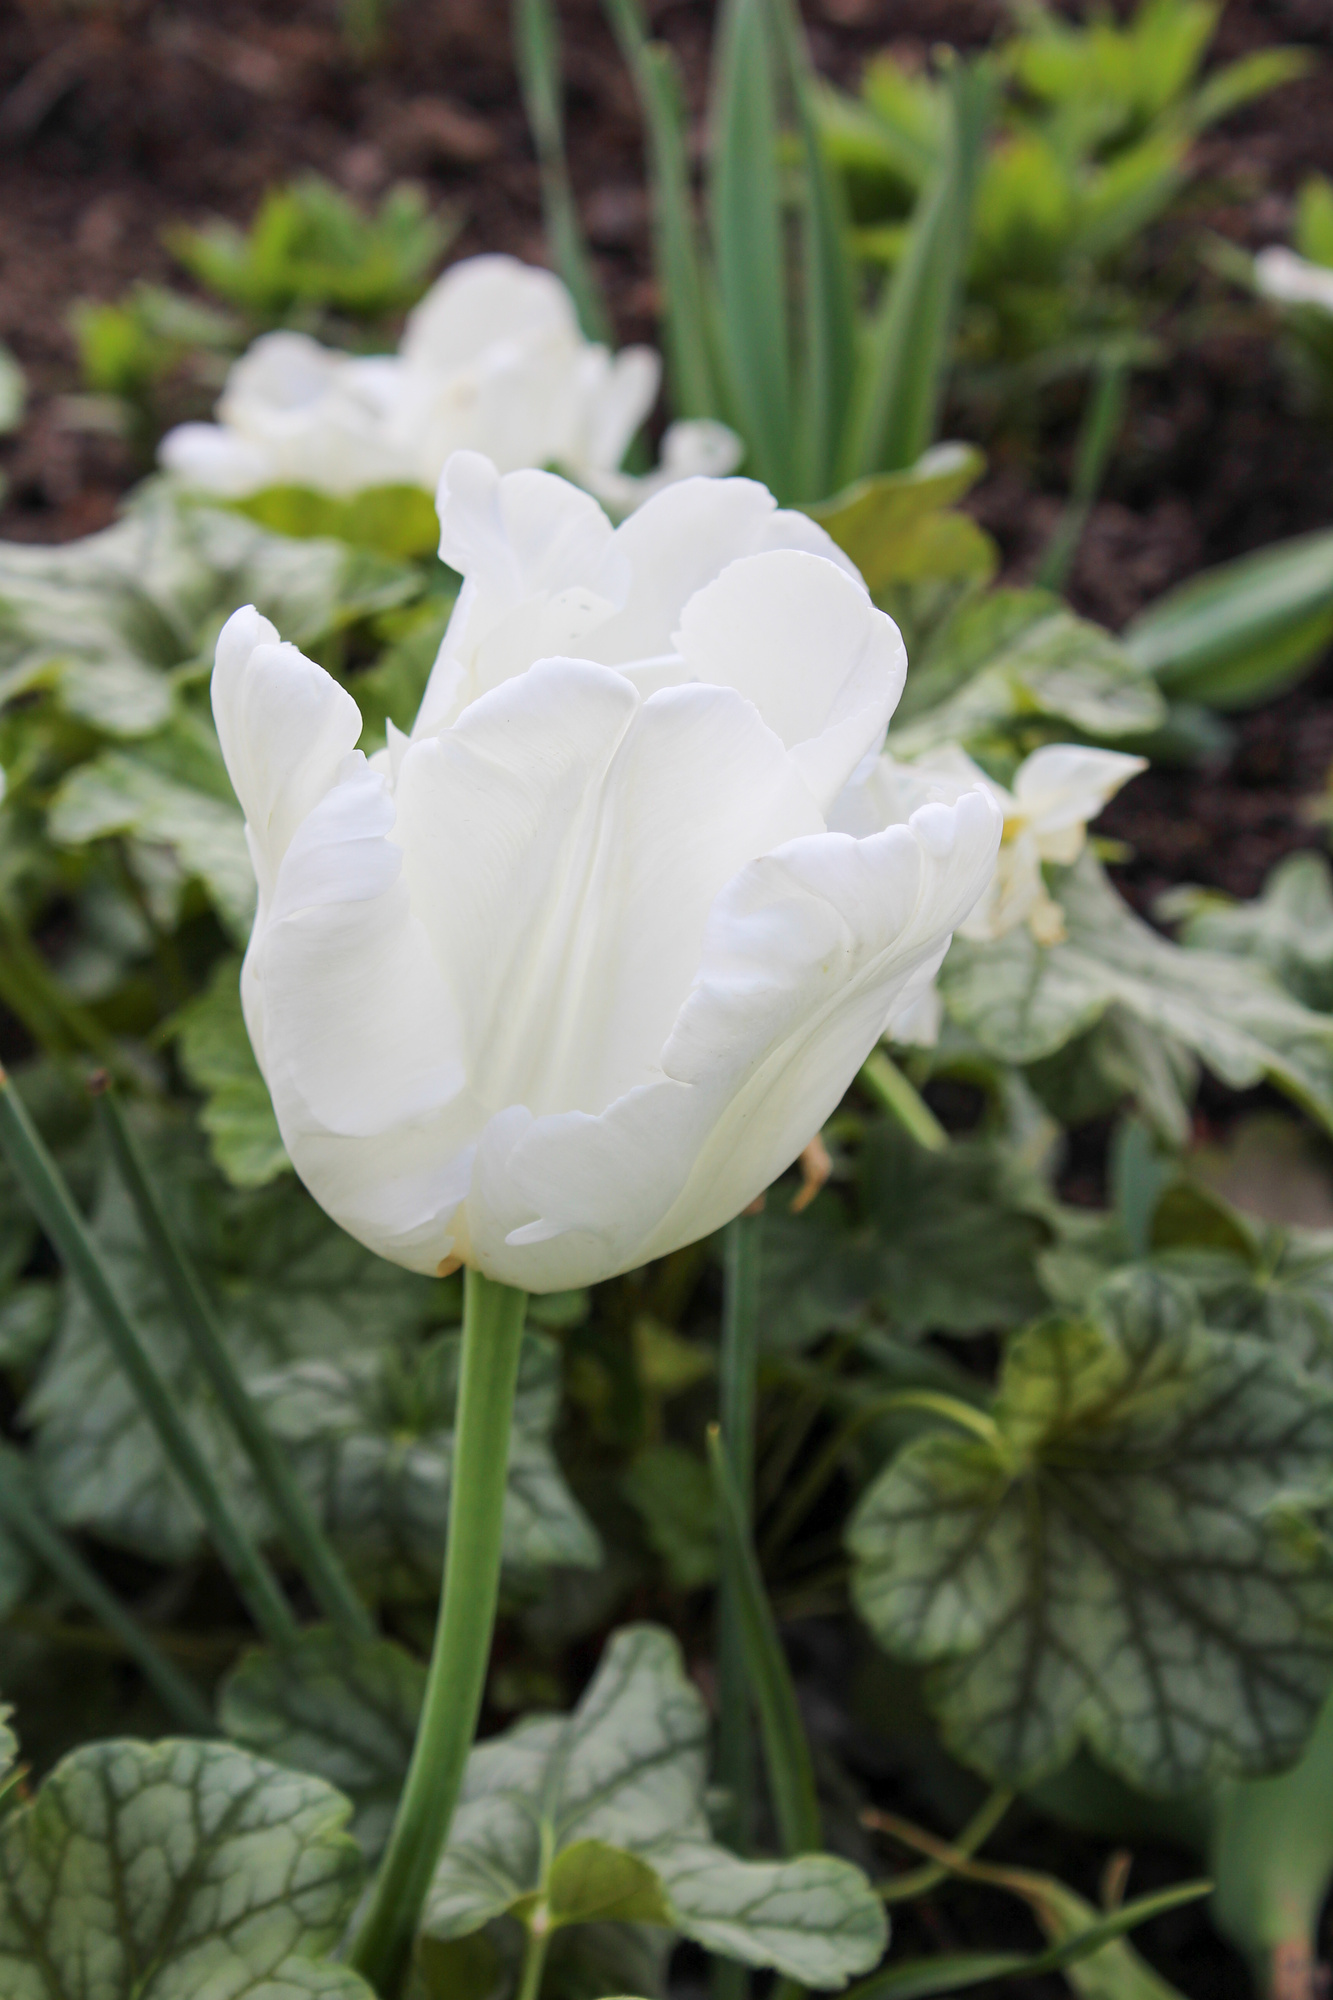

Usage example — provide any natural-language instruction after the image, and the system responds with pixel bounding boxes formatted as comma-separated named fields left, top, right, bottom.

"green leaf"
left=230, top=484, right=443, bottom=560
left=1210, top=1685, right=1333, bottom=1985
left=621, top=1444, right=718, bottom=1589
left=254, top=1330, right=601, bottom=1596
left=220, top=1626, right=425, bottom=1864
left=423, top=1624, right=887, bottom=1985
left=170, top=954, right=289, bottom=1187
left=49, top=749, right=255, bottom=945
left=1123, top=526, right=1333, bottom=710
left=939, top=853, right=1333, bottom=1135
left=0, top=1736, right=372, bottom=1998
left=889, top=605, right=1165, bottom=757
left=513, top=0, right=612, bottom=343
left=807, top=445, right=995, bottom=595
left=846, top=60, right=994, bottom=479
left=26, top=1109, right=443, bottom=1562
left=548, top=1842, right=675, bottom=1927
left=1186, top=46, right=1312, bottom=134
left=1158, top=851, right=1333, bottom=1014
left=710, top=0, right=792, bottom=494
left=167, top=174, right=452, bottom=324
left=849, top=1876, right=1204, bottom=1998
left=856, top=1118, right=1050, bottom=1339
left=769, top=0, right=858, bottom=499
left=849, top=1267, right=1333, bottom=1792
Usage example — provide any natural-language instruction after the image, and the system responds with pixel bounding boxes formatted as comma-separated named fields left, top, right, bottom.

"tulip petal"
left=418, top=453, right=623, bottom=733
left=460, top=790, right=1001, bottom=1290
left=582, top=475, right=860, bottom=668
left=395, top=656, right=823, bottom=1122
left=211, top=606, right=363, bottom=902
left=252, top=757, right=482, bottom=1271
left=672, top=550, right=906, bottom=810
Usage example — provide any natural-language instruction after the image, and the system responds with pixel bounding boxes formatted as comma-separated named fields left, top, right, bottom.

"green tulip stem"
left=349, top=1267, right=527, bottom=1998
left=93, top=1085, right=374, bottom=1647
left=0, top=1066, right=299, bottom=1653
left=712, top=1207, right=763, bottom=2000
left=858, top=1049, right=948, bottom=1151
left=0, top=1444, right=215, bottom=1737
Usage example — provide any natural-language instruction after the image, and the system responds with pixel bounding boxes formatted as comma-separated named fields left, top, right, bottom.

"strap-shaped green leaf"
left=844, top=60, right=994, bottom=480
left=709, top=0, right=793, bottom=496
left=849, top=1266, right=1333, bottom=1792
left=0, top=1737, right=372, bottom=1998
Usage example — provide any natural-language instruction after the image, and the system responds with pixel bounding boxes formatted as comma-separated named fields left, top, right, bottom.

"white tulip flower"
left=213, top=453, right=1001, bottom=1290
left=161, top=254, right=740, bottom=511
left=1255, top=246, right=1333, bottom=317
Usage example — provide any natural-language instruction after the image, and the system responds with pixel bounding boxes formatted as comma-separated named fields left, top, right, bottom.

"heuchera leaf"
left=849, top=1268, right=1333, bottom=1792
left=171, top=954, right=289, bottom=1188
left=0, top=1736, right=373, bottom=1998
left=939, top=853, right=1333, bottom=1136
left=423, top=1624, right=887, bottom=1986
left=253, top=1330, right=601, bottom=1596
left=1159, top=851, right=1333, bottom=1015
left=220, top=1626, right=425, bottom=1864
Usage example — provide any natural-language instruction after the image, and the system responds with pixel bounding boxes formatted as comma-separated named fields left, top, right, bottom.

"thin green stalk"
left=599, top=0, right=722, bottom=420
left=712, top=1210, right=762, bottom=2000
left=858, top=1049, right=948, bottom=1150
left=0, top=1443, right=215, bottom=1735
left=516, top=1920, right=552, bottom=2000
left=1035, top=359, right=1128, bottom=592
left=513, top=0, right=612, bottom=343
left=93, top=1085, right=373, bottom=1647
left=708, top=1424, right=822, bottom=1855
left=0, top=911, right=137, bottom=1085
left=764, top=1387, right=995, bottom=1564
left=0, top=1066, right=299, bottom=1652
left=715, top=1210, right=761, bottom=1856
left=349, top=1269, right=527, bottom=1998
left=878, top=1789, right=1013, bottom=1904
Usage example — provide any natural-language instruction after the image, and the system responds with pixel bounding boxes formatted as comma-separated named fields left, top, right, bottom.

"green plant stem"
left=0, top=1444, right=215, bottom=1735
left=0, top=1065, right=299, bottom=1652
left=516, top=1919, right=552, bottom=2000
left=712, top=1209, right=763, bottom=2000
left=349, top=1268, right=527, bottom=1998
left=878, top=1789, right=1013, bottom=1904
left=716, top=1211, right=761, bottom=1854
left=708, top=1424, right=822, bottom=1856
left=93, top=1085, right=374, bottom=1647
left=1035, top=359, right=1128, bottom=593
left=0, top=912, right=138, bottom=1086
left=858, top=1049, right=948, bottom=1150
left=762, top=1388, right=983, bottom=1566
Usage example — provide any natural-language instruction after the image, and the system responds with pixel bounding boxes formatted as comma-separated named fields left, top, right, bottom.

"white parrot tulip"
left=161, top=254, right=740, bottom=511
left=213, top=453, right=1001, bottom=1290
